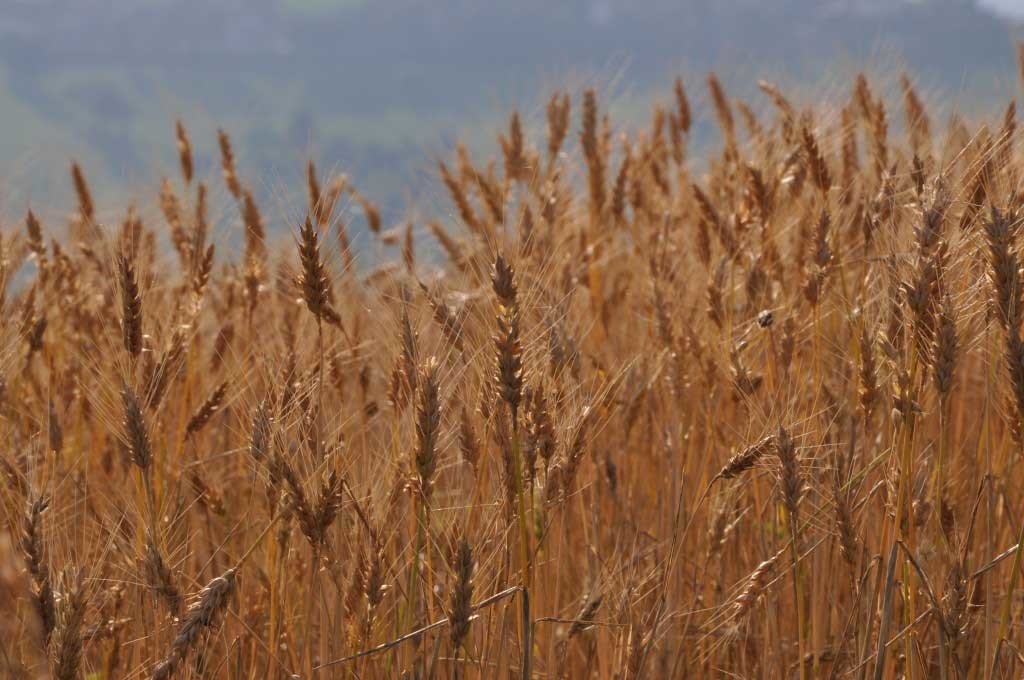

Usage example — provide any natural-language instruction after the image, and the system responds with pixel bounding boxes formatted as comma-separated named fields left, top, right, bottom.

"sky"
left=980, top=0, right=1024, bottom=18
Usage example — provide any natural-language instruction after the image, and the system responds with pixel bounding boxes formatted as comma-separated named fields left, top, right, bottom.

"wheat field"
left=8, top=50, right=1024, bottom=679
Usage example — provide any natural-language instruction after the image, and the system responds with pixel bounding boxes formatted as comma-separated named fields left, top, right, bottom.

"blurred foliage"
left=0, top=0, right=1018, bottom=231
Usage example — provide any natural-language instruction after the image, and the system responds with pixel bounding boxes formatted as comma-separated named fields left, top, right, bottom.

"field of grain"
left=7, top=51, right=1024, bottom=680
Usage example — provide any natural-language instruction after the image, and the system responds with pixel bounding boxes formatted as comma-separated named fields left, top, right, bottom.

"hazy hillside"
left=0, top=0, right=1020, bottom=231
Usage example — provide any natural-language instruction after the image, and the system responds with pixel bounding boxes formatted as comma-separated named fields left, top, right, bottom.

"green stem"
left=993, top=514, right=1024, bottom=678
left=511, top=427, right=532, bottom=585
left=510, top=422, right=532, bottom=673
left=788, top=509, right=806, bottom=680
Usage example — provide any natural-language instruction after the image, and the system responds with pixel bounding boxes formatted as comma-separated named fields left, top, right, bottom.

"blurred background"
left=2, top=0, right=1023, bottom=236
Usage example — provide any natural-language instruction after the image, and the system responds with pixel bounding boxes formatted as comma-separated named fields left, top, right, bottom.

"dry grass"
left=11, top=54, right=1024, bottom=679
